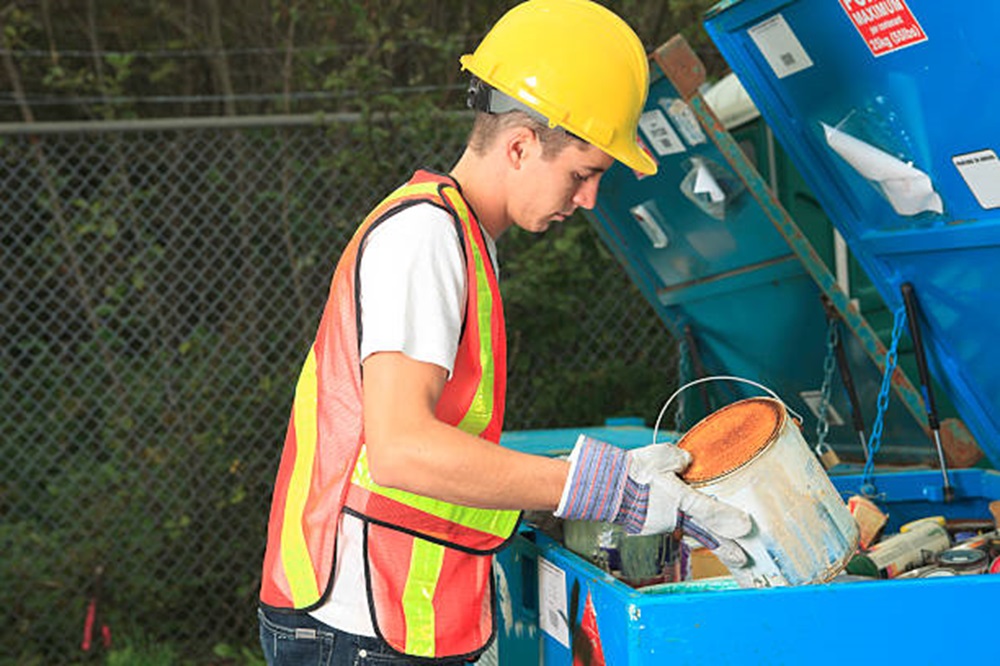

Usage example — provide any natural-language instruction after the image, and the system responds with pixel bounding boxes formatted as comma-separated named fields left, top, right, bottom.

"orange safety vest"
left=259, top=170, right=521, bottom=662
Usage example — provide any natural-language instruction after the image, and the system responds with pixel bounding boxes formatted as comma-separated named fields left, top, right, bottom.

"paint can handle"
left=652, top=375, right=804, bottom=446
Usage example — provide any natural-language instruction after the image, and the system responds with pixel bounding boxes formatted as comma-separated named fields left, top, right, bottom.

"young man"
left=258, top=2, right=751, bottom=664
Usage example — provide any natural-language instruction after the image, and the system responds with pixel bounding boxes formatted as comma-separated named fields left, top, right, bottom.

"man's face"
left=509, top=137, right=614, bottom=233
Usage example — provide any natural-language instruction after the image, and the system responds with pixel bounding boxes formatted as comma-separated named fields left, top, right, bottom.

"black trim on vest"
left=342, top=505, right=522, bottom=557
left=358, top=515, right=502, bottom=665
left=354, top=175, right=474, bottom=368
left=352, top=196, right=462, bottom=366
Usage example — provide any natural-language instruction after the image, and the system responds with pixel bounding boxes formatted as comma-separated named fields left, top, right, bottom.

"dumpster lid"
left=704, top=0, right=1000, bottom=466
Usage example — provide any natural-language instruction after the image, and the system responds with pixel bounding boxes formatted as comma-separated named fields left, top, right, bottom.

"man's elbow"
left=365, top=439, right=410, bottom=490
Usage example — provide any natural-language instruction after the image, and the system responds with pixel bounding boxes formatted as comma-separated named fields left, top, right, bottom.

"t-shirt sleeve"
left=358, top=202, right=466, bottom=376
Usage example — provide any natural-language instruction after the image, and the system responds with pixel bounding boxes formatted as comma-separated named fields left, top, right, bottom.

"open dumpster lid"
left=582, top=36, right=952, bottom=466
left=702, top=0, right=1000, bottom=466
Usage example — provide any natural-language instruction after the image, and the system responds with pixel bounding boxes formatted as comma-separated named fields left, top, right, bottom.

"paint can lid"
left=936, top=547, right=987, bottom=572
left=844, top=553, right=879, bottom=578
left=678, top=398, right=782, bottom=483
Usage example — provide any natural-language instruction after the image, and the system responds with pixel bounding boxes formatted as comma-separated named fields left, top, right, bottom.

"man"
left=258, top=1, right=751, bottom=664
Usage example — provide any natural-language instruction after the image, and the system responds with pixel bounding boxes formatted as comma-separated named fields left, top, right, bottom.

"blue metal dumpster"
left=496, top=423, right=1000, bottom=665
left=492, top=2, right=1000, bottom=663
left=532, top=465, right=1000, bottom=666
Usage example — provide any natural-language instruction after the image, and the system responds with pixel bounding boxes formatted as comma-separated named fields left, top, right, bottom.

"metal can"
left=919, top=568, right=958, bottom=578
left=677, top=397, right=858, bottom=587
left=986, top=536, right=1000, bottom=560
left=846, top=519, right=951, bottom=579
left=562, top=520, right=688, bottom=587
left=935, top=547, right=988, bottom=575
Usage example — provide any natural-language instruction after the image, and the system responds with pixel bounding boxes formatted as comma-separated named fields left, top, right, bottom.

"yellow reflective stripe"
left=352, top=447, right=519, bottom=538
left=388, top=181, right=440, bottom=203
left=281, top=348, right=322, bottom=605
left=401, top=539, right=445, bottom=657
left=443, top=189, right=495, bottom=435
left=361, top=182, right=444, bottom=234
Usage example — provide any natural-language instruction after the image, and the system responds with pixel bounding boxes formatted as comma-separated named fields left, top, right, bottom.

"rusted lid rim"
left=679, top=397, right=788, bottom=486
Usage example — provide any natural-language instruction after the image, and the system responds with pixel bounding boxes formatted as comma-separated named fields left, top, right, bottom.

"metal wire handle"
left=652, top=375, right=804, bottom=446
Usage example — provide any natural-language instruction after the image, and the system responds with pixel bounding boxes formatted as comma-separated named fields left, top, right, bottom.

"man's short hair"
left=467, top=110, right=584, bottom=160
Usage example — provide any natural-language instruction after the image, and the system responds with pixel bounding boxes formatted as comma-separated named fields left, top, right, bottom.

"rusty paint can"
left=676, top=396, right=859, bottom=587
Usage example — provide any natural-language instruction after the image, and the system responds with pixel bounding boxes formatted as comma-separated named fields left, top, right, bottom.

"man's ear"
left=505, top=126, right=538, bottom=170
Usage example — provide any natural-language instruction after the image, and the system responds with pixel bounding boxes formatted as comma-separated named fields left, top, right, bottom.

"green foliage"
left=1, top=0, right=723, bottom=123
left=501, top=221, right=676, bottom=429
left=0, top=2, right=713, bottom=662
left=212, top=643, right=267, bottom=666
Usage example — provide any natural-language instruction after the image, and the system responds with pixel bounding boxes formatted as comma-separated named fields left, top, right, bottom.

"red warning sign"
left=839, top=0, right=928, bottom=57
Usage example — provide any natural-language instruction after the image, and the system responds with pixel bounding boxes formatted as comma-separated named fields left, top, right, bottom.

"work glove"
left=554, top=434, right=752, bottom=568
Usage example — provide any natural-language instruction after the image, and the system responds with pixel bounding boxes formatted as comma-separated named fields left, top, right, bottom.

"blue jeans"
left=258, top=607, right=476, bottom=665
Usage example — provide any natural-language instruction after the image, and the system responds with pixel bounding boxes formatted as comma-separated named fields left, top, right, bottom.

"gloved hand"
left=554, top=435, right=753, bottom=568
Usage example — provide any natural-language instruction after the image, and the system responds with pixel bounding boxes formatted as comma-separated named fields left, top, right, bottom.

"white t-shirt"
left=309, top=200, right=498, bottom=635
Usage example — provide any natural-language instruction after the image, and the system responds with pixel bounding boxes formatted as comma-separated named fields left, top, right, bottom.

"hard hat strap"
left=467, top=76, right=552, bottom=127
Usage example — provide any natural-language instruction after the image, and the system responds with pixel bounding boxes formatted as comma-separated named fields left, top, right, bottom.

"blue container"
left=703, top=0, right=1000, bottom=465
left=494, top=4, right=1000, bottom=662
left=529, top=464, right=1000, bottom=666
left=495, top=426, right=1000, bottom=665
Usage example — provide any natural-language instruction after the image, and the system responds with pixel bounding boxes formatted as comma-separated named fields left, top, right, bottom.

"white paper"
left=953, top=149, right=1000, bottom=210
left=638, top=109, right=685, bottom=156
left=537, top=557, right=569, bottom=648
left=822, top=122, right=943, bottom=216
left=799, top=389, right=846, bottom=426
left=662, top=98, right=706, bottom=147
left=748, top=13, right=814, bottom=79
left=693, top=160, right=725, bottom=204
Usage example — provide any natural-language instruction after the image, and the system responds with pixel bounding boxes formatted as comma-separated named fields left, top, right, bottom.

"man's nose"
left=572, top=177, right=602, bottom=210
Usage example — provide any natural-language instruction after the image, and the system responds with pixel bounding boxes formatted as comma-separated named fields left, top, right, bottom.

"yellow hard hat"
left=461, top=0, right=656, bottom=175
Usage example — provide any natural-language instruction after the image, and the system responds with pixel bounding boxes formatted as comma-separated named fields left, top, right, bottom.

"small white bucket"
left=663, top=380, right=858, bottom=587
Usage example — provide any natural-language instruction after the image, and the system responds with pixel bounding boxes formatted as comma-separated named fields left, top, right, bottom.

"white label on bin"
left=953, top=149, right=1000, bottom=210
left=661, top=98, right=707, bottom=147
left=639, top=109, right=685, bottom=156
left=748, top=13, right=814, bottom=79
left=538, top=557, right=570, bottom=648
left=800, top=390, right=846, bottom=426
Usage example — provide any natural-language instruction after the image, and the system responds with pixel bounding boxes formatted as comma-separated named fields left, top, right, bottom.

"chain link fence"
left=1, top=112, right=678, bottom=663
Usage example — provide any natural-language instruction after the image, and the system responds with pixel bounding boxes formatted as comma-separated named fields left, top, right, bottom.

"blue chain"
left=861, top=305, right=907, bottom=496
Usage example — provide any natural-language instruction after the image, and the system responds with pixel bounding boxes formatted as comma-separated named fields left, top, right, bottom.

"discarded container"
left=989, top=537, right=1000, bottom=560
left=676, top=396, right=859, bottom=587
left=936, top=548, right=988, bottom=575
left=847, top=494, right=888, bottom=549
left=919, top=568, right=957, bottom=578
left=900, top=516, right=946, bottom=533
left=847, top=520, right=951, bottom=579
left=562, top=520, right=687, bottom=587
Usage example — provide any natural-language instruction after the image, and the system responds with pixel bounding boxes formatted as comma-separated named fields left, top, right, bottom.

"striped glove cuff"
left=614, top=474, right=650, bottom=534
left=554, top=435, right=630, bottom=524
